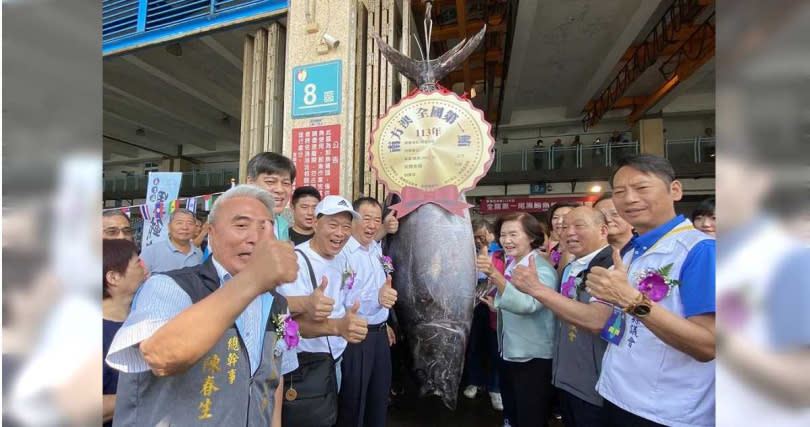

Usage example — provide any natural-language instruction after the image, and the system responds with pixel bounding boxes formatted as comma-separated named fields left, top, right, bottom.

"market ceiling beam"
left=103, top=95, right=220, bottom=152
left=121, top=50, right=241, bottom=119
left=103, top=137, right=140, bottom=158
left=627, top=12, right=715, bottom=123
left=580, top=0, right=712, bottom=129
left=200, top=35, right=243, bottom=72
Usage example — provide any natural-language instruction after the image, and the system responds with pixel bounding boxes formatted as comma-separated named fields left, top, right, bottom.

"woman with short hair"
left=477, top=212, right=559, bottom=427
left=103, top=239, right=146, bottom=427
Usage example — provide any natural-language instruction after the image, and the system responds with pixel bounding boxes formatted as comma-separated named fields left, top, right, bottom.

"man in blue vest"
left=585, top=155, right=715, bottom=427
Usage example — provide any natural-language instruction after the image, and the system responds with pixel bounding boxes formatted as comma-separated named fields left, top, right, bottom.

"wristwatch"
left=624, top=292, right=653, bottom=318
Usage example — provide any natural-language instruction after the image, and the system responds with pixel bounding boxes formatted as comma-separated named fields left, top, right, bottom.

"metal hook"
left=423, top=1, right=433, bottom=60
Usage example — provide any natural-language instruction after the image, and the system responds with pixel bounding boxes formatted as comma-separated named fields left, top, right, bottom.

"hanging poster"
left=291, top=124, right=341, bottom=197
left=141, top=172, right=182, bottom=251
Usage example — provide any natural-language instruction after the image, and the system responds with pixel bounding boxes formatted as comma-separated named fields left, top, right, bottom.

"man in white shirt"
left=335, top=197, right=398, bottom=427
left=277, top=195, right=370, bottom=389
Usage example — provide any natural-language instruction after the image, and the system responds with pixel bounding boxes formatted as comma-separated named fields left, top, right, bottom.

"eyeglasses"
left=103, top=227, right=133, bottom=237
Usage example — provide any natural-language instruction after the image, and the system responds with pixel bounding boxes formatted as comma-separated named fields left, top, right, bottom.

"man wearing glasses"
left=103, top=211, right=134, bottom=242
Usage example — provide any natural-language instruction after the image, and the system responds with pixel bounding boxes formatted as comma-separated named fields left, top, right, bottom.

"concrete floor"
left=385, top=374, right=564, bottom=427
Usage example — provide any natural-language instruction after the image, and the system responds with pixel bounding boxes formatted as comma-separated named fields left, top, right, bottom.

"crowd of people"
left=101, top=153, right=716, bottom=427
left=102, top=152, right=400, bottom=427
left=464, top=154, right=717, bottom=427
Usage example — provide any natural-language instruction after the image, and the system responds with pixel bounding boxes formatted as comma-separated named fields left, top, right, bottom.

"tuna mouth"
left=408, top=321, right=468, bottom=410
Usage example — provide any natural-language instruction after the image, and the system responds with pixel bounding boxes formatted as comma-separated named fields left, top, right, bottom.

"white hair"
left=208, top=184, right=275, bottom=224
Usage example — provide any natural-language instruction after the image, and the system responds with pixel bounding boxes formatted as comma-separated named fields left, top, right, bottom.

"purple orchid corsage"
left=633, top=263, right=680, bottom=302
left=343, top=267, right=357, bottom=290
left=273, top=313, right=300, bottom=354
left=550, top=249, right=562, bottom=265
left=560, top=276, right=582, bottom=299
left=380, top=255, right=395, bottom=275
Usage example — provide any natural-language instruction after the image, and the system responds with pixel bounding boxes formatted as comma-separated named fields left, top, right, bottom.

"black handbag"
left=281, top=250, right=338, bottom=427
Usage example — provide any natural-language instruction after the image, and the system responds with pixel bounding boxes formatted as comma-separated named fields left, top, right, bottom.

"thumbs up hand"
left=585, top=249, right=639, bottom=308
left=378, top=275, right=398, bottom=308
left=476, top=245, right=495, bottom=277
left=307, top=276, right=335, bottom=321
left=339, top=301, right=368, bottom=343
left=244, top=220, right=298, bottom=291
left=511, top=255, right=543, bottom=297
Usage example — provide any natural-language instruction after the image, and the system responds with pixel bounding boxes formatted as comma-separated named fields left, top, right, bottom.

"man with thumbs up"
left=106, top=185, right=299, bottom=426
left=511, top=207, right=614, bottom=427
left=587, top=155, right=715, bottom=427
left=277, top=195, right=369, bottom=393
left=335, top=197, right=399, bottom=427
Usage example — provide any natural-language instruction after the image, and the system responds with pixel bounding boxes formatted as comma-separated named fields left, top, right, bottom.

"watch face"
left=633, top=305, right=652, bottom=317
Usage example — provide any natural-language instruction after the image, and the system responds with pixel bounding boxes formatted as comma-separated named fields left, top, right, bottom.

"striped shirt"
left=139, top=238, right=202, bottom=274
left=105, top=258, right=270, bottom=375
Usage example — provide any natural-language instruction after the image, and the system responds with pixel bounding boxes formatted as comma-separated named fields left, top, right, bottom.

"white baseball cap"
left=315, top=195, right=361, bottom=220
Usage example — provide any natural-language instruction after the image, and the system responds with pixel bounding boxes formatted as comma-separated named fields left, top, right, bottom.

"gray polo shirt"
left=140, top=238, right=203, bottom=274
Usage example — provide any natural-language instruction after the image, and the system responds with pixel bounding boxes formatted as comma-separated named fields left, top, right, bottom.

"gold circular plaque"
left=369, top=90, right=495, bottom=194
left=285, top=388, right=298, bottom=401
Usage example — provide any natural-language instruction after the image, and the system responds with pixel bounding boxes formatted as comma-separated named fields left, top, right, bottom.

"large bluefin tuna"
left=385, top=201, right=477, bottom=409
left=371, top=2, right=489, bottom=410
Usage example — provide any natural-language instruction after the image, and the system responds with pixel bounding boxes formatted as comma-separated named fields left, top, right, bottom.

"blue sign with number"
left=292, top=60, right=342, bottom=118
left=530, top=183, right=547, bottom=195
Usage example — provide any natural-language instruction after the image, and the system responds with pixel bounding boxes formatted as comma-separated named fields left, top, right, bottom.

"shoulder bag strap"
left=294, top=249, right=334, bottom=360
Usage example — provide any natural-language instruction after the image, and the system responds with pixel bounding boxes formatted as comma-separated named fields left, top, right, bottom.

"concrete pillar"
left=239, top=22, right=287, bottom=183
left=632, top=117, right=665, bottom=157
left=161, top=157, right=194, bottom=172
left=279, top=0, right=413, bottom=200
left=279, top=0, right=359, bottom=198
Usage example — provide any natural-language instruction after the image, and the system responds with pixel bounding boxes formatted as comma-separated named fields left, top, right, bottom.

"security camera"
left=322, top=33, right=340, bottom=49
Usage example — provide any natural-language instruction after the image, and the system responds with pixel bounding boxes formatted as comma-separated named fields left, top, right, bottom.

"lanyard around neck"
left=628, top=223, right=695, bottom=266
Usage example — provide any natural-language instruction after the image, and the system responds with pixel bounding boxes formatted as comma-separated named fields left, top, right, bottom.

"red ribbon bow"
left=389, top=185, right=472, bottom=218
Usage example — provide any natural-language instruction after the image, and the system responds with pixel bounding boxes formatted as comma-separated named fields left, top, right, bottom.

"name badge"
left=600, top=306, right=625, bottom=345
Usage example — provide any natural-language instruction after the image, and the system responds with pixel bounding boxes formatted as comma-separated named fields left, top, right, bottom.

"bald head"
left=562, top=206, right=609, bottom=257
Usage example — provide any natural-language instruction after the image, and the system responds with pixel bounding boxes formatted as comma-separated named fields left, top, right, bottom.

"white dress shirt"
left=336, top=236, right=389, bottom=325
